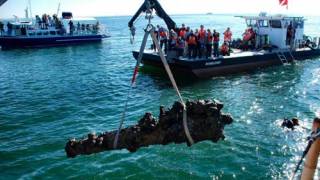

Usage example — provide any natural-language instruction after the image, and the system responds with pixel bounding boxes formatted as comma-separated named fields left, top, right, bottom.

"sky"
left=0, top=0, right=319, bottom=19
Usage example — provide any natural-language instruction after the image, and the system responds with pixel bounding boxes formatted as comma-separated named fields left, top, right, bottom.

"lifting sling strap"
left=113, top=25, right=194, bottom=149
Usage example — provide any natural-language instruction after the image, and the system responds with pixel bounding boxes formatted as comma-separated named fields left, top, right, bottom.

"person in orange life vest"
left=248, top=28, right=256, bottom=49
left=187, top=30, right=198, bottom=59
left=158, top=26, right=168, bottom=53
left=183, top=26, right=191, bottom=56
left=243, top=28, right=251, bottom=41
left=169, top=29, right=178, bottom=50
left=242, top=27, right=255, bottom=50
left=176, top=36, right=185, bottom=57
left=205, top=29, right=213, bottom=58
left=223, top=27, right=232, bottom=43
left=197, top=25, right=206, bottom=58
left=213, top=30, right=220, bottom=57
left=223, top=27, right=232, bottom=53
left=220, top=42, right=230, bottom=56
left=179, top=24, right=187, bottom=40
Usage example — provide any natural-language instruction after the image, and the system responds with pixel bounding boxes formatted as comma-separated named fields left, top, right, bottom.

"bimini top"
left=236, top=12, right=304, bottom=21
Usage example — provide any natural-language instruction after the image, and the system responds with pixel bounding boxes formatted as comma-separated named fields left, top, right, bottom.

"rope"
left=113, top=87, right=133, bottom=149
left=113, top=30, right=150, bottom=149
left=114, top=24, right=194, bottom=149
left=149, top=28, right=194, bottom=145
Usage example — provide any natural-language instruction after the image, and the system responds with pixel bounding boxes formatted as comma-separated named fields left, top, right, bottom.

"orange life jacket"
left=179, top=30, right=186, bottom=38
left=221, top=45, right=229, bottom=53
left=199, top=29, right=206, bottom=39
left=188, top=36, right=197, bottom=45
left=224, top=30, right=232, bottom=42
left=243, top=31, right=253, bottom=41
left=160, top=31, right=167, bottom=38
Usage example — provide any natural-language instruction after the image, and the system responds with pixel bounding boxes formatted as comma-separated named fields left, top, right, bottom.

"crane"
left=128, top=0, right=177, bottom=31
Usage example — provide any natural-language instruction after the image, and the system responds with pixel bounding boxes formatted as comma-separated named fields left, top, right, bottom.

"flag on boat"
left=279, top=0, right=288, bottom=9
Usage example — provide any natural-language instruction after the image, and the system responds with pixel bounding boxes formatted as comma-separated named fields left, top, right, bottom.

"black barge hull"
left=133, top=49, right=320, bottom=78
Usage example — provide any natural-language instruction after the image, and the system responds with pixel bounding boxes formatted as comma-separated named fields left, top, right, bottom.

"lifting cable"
left=113, top=24, right=194, bottom=149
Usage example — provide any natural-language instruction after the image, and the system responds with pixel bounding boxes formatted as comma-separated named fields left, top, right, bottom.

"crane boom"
left=128, top=0, right=176, bottom=30
left=0, top=0, right=8, bottom=6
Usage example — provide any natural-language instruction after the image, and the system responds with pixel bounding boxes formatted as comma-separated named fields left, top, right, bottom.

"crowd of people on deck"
left=151, top=24, right=260, bottom=59
left=0, top=14, right=100, bottom=36
left=34, top=14, right=100, bottom=35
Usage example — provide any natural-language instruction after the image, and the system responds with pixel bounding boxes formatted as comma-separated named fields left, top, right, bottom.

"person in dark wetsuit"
left=282, top=117, right=300, bottom=130
left=69, top=20, right=74, bottom=35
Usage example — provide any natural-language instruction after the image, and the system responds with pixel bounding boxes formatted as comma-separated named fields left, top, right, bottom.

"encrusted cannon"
left=65, top=99, right=233, bottom=158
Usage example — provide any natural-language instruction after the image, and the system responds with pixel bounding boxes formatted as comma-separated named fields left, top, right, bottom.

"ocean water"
left=1, top=14, right=320, bottom=179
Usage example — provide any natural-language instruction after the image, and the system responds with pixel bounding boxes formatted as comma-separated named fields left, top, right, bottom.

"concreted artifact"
left=65, top=99, right=233, bottom=158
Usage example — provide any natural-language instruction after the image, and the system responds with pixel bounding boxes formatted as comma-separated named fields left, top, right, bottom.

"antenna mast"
left=28, top=0, right=32, bottom=21
left=56, top=2, right=61, bottom=16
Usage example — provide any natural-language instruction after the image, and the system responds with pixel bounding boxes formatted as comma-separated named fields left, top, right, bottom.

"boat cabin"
left=6, top=21, right=33, bottom=36
left=239, top=13, right=305, bottom=50
left=1, top=12, right=103, bottom=37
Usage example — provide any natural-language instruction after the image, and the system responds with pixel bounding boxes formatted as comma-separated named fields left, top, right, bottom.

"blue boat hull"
left=0, top=35, right=109, bottom=50
left=133, top=49, right=320, bottom=78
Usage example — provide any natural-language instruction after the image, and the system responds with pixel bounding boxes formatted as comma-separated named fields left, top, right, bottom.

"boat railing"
left=0, top=24, right=108, bottom=37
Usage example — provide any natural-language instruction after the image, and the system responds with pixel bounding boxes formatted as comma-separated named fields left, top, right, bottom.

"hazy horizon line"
left=2, top=11, right=318, bottom=20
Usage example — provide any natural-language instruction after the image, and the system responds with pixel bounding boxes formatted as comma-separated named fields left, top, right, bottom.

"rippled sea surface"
left=1, top=14, right=320, bottom=179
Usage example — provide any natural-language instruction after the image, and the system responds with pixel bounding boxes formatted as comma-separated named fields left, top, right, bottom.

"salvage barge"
left=133, top=47, right=320, bottom=78
left=129, top=1, right=320, bottom=78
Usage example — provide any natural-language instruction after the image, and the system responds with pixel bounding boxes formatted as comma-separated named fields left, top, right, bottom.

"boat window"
left=246, top=19, right=257, bottom=27
left=28, top=32, right=35, bottom=36
left=270, top=20, right=282, bottom=28
left=50, top=31, right=56, bottom=35
left=258, top=20, right=269, bottom=27
left=43, top=31, right=49, bottom=35
left=36, top=32, right=42, bottom=36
